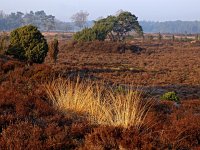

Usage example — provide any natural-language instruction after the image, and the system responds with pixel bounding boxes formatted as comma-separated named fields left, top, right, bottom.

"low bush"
left=161, top=91, right=180, bottom=103
left=73, top=28, right=96, bottom=42
left=6, top=25, right=48, bottom=64
left=49, top=38, right=59, bottom=63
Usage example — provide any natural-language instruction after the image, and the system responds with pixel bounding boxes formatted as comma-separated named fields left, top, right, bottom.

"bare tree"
left=71, top=10, right=89, bottom=29
left=0, top=10, right=6, bottom=19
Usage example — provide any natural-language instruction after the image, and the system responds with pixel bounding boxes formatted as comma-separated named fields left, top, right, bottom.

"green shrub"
left=161, top=91, right=180, bottom=103
left=73, top=28, right=96, bottom=42
left=49, top=38, right=59, bottom=63
left=6, top=25, right=48, bottom=64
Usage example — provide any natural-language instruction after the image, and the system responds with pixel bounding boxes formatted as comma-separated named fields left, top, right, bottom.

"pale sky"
left=0, top=0, right=199, bottom=22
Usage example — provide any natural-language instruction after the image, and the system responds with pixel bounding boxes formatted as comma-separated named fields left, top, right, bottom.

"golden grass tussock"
left=44, top=77, right=153, bottom=128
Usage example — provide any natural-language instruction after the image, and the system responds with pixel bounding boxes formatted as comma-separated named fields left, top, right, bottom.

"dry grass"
left=45, top=77, right=152, bottom=128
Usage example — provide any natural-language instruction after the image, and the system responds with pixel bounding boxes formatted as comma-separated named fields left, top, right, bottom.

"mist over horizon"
left=1, top=9, right=200, bottom=23
left=0, top=0, right=200, bottom=22
left=1, top=9, right=200, bottom=34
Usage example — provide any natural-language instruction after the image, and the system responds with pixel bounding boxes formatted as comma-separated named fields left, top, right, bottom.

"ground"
left=0, top=36, right=200, bottom=149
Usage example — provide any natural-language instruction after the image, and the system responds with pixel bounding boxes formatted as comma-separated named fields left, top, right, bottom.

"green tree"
left=73, top=11, right=143, bottom=42
left=23, top=11, right=35, bottom=26
left=93, top=16, right=117, bottom=41
left=6, top=25, right=48, bottom=64
left=114, top=11, right=143, bottom=41
left=93, top=12, right=143, bottom=41
left=33, top=11, right=55, bottom=31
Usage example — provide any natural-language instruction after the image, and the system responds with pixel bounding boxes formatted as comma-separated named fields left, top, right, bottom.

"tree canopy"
left=73, top=11, right=143, bottom=42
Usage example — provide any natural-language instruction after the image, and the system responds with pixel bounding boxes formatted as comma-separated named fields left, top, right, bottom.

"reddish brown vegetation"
left=0, top=39, right=200, bottom=149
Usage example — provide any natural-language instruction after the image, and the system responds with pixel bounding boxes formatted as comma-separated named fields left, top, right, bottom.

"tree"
left=34, top=10, right=46, bottom=29
left=6, top=25, right=48, bottom=64
left=24, top=11, right=55, bottom=31
left=71, top=10, right=89, bottom=29
left=73, top=11, right=143, bottom=42
left=114, top=11, right=143, bottom=41
left=93, top=16, right=117, bottom=41
left=65, top=23, right=74, bottom=32
left=0, top=11, right=7, bottom=30
left=0, top=10, right=6, bottom=19
left=23, top=11, right=35, bottom=26
left=6, top=12, right=24, bottom=30
left=0, top=10, right=56, bottom=31
left=44, top=15, right=55, bottom=31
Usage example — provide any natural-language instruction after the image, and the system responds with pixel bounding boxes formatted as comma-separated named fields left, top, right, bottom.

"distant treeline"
left=1, top=10, right=200, bottom=34
left=140, top=21, right=200, bottom=34
left=0, top=10, right=86, bottom=32
left=0, top=10, right=56, bottom=31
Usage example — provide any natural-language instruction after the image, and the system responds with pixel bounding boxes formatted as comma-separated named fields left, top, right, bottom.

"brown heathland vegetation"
left=0, top=37, right=200, bottom=149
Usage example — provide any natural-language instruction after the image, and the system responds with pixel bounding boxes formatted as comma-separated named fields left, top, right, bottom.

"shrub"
left=161, top=91, right=180, bottom=103
left=6, top=25, right=48, bottom=64
left=158, top=32, right=162, bottom=42
left=172, top=35, right=175, bottom=42
left=148, top=35, right=154, bottom=41
left=73, top=28, right=96, bottom=42
left=49, top=38, right=59, bottom=63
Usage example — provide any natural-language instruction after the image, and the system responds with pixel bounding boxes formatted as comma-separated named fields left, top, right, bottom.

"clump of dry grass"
left=45, top=78, right=152, bottom=128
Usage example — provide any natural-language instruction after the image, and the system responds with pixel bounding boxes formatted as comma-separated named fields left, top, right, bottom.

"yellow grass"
left=44, top=77, right=152, bottom=128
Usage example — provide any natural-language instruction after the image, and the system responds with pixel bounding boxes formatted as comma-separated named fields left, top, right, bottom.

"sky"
left=0, top=0, right=199, bottom=22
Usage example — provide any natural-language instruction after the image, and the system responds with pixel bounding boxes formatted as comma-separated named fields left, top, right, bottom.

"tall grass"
left=45, top=78, right=152, bottom=128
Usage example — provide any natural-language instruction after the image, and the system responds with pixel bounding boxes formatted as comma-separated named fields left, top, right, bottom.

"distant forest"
left=140, top=21, right=200, bottom=34
left=1, top=10, right=200, bottom=34
left=0, top=10, right=74, bottom=32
